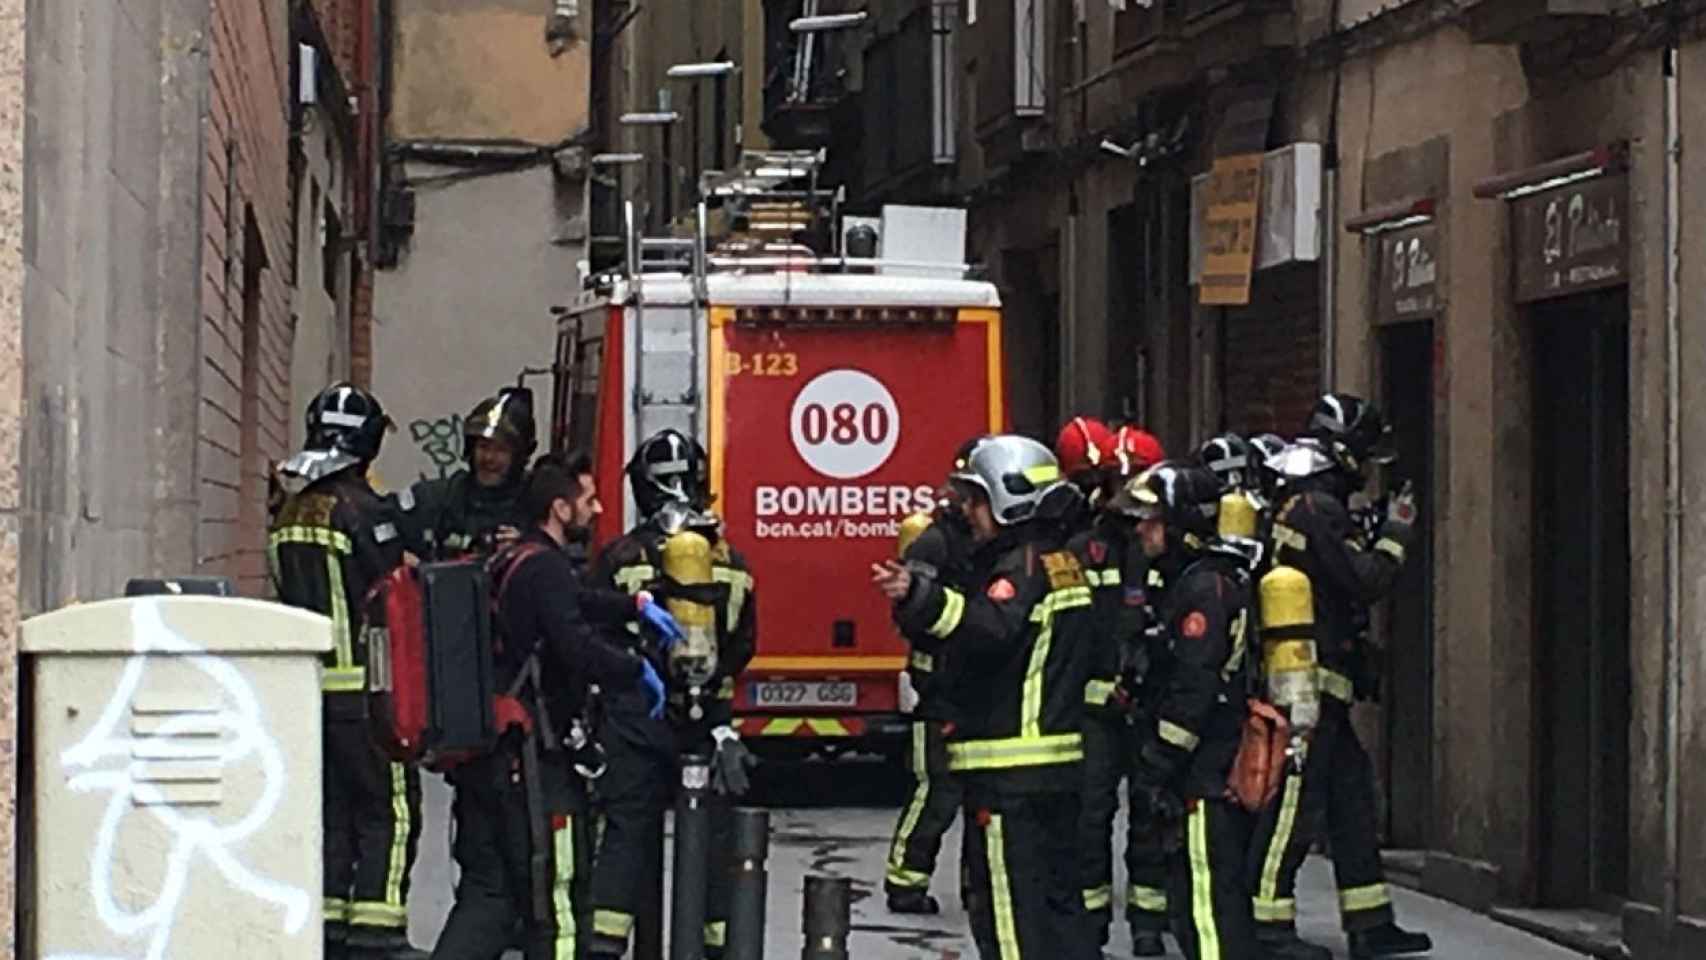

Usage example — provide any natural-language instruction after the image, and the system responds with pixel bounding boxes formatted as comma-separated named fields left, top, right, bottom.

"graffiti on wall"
left=45, top=600, right=311, bottom=960
left=409, top=414, right=464, bottom=482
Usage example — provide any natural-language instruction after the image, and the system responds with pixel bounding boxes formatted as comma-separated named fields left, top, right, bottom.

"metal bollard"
left=634, top=825, right=666, bottom=960
left=800, top=875, right=850, bottom=960
left=670, top=754, right=713, bottom=960
left=726, top=808, right=770, bottom=960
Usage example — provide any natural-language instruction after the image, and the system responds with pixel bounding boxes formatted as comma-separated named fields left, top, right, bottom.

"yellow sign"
left=1199, top=152, right=1264, bottom=306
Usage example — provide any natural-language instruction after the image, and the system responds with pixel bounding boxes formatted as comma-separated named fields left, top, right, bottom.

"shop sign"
left=1199, top=152, right=1264, bottom=306
left=1512, top=173, right=1628, bottom=304
left=1376, top=222, right=1440, bottom=323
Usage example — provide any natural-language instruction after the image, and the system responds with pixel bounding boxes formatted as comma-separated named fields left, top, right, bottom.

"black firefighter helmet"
left=304, top=382, right=392, bottom=463
left=1301, top=392, right=1396, bottom=472
left=464, top=387, right=539, bottom=466
left=1108, top=460, right=1222, bottom=541
left=627, top=428, right=709, bottom=518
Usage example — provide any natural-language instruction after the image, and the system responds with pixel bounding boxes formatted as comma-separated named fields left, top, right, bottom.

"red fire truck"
left=549, top=151, right=1005, bottom=763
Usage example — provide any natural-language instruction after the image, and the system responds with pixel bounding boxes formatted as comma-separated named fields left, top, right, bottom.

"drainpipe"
left=1321, top=166, right=1337, bottom=390
left=1064, top=189, right=1079, bottom=418
left=1661, top=25, right=1683, bottom=939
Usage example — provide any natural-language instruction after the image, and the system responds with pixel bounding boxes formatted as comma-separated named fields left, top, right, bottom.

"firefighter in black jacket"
left=269, top=383, right=420, bottom=960
left=1116, top=462, right=1261, bottom=960
left=874, top=434, right=1094, bottom=960
left=1248, top=393, right=1430, bottom=960
left=1060, top=421, right=1174, bottom=956
left=883, top=439, right=984, bottom=916
left=431, top=459, right=669, bottom=960
left=399, top=387, right=537, bottom=561
left=583, top=429, right=758, bottom=960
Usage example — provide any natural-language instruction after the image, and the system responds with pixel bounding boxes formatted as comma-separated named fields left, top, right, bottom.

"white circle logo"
left=789, top=369, right=901, bottom=480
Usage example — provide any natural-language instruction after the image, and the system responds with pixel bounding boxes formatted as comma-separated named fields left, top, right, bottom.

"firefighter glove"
left=1385, top=481, right=1418, bottom=534
left=710, top=724, right=758, bottom=796
left=635, top=591, right=685, bottom=652
left=638, top=659, right=667, bottom=719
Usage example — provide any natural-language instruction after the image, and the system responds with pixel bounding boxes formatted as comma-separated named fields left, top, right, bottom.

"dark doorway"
left=1107, top=203, right=1144, bottom=422
left=1377, top=319, right=1436, bottom=849
left=1001, top=246, right=1061, bottom=439
left=1532, top=287, right=1631, bottom=908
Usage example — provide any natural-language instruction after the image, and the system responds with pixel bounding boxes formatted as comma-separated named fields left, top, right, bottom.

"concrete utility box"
left=21, top=595, right=332, bottom=960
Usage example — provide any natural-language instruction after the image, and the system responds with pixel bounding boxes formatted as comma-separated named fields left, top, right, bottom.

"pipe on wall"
left=1660, top=27, right=1683, bottom=936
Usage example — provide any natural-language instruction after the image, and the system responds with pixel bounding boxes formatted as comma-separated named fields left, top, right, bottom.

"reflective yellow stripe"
left=1340, top=882, right=1391, bottom=914
left=929, top=589, right=966, bottom=638
left=1083, top=885, right=1113, bottom=911
left=1253, top=897, right=1297, bottom=922
left=1375, top=538, right=1406, bottom=564
left=269, top=524, right=354, bottom=555
left=1021, top=620, right=1052, bottom=740
left=910, top=650, right=935, bottom=673
left=715, top=566, right=753, bottom=627
left=1085, top=679, right=1117, bottom=706
left=614, top=564, right=655, bottom=594
left=325, top=896, right=350, bottom=923
left=322, top=667, right=368, bottom=693
left=323, top=551, right=362, bottom=690
left=887, top=865, right=931, bottom=888
left=348, top=901, right=407, bottom=926
left=1319, top=668, right=1355, bottom=702
left=1148, top=568, right=1165, bottom=589
left=384, top=763, right=410, bottom=914
left=1256, top=774, right=1304, bottom=913
left=1027, top=585, right=1094, bottom=622
left=1188, top=804, right=1221, bottom=960
left=947, top=733, right=1083, bottom=771
left=1159, top=718, right=1201, bottom=751
left=704, top=921, right=727, bottom=948
left=594, top=909, right=634, bottom=939
left=887, top=724, right=931, bottom=884
left=1273, top=523, right=1307, bottom=554
left=554, top=817, right=577, bottom=959
left=986, top=814, right=1022, bottom=960
left=1087, top=568, right=1122, bottom=587
left=1128, top=884, right=1167, bottom=913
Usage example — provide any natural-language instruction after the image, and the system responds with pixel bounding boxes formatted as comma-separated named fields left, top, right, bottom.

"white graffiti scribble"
left=45, top=599, right=311, bottom=960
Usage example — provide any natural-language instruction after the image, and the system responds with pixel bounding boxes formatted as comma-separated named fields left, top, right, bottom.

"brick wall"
left=1221, top=265, right=1323, bottom=438
left=200, top=0, right=295, bottom=592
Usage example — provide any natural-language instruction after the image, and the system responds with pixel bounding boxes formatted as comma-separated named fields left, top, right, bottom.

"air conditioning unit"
left=1189, top=141, right=1323, bottom=284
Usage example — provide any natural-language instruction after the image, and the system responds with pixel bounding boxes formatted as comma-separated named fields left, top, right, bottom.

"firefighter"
left=1067, top=425, right=1171, bottom=956
left=1197, top=433, right=1254, bottom=495
left=583, top=428, right=758, bottom=960
left=1247, top=393, right=1429, bottom=960
left=431, top=458, right=670, bottom=960
left=399, top=387, right=538, bottom=561
left=1056, top=416, right=1116, bottom=506
left=1113, top=462, right=1262, bottom=960
left=268, top=383, right=421, bottom=960
left=883, top=439, right=985, bottom=915
left=872, top=435, right=1095, bottom=959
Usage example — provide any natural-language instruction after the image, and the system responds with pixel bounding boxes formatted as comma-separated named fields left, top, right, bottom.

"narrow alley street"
left=407, top=761, right=1593, bottom=960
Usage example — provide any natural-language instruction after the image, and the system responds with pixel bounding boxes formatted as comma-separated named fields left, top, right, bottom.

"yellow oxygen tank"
left=897, top=511, right=934, bottom=558
left=1259, top=563, right=1321, bottom=767
left=661, top=529, right=719, bottom=706
left=1219, top=491, right=1258, bottom=540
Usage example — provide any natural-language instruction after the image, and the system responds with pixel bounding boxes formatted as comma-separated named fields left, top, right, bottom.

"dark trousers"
left=960, top=782, right=1088, bottom=960
left=432, top=748, right=591, bottom=960
left=1078, top=712, right=1170, bottom=939
left=1246, top=695, right=1394, bottom=934
left=586, top=712, right=735, bottom=957
left=325, top=713, right=423, bottom=939
left=1168, top=799, right=1260, bottom=960
left=885, top=719, right=963, bottom=896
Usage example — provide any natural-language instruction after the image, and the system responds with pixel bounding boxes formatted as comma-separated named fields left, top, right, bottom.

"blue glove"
left=638, top=660, right=667, bottom=719
left=636, top=592, right=685, bottom=652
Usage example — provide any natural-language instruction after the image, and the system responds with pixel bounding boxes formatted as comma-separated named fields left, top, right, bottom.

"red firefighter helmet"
left=1054, top=416, right=1114, bottom=480
left=1103, top=426, right=1166, bottom=478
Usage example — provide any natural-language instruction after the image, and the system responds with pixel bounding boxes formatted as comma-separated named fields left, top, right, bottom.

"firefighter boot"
left=1129, top=930, right=1166, bottom=956
left=1256, top=927, right=1332, bottom=960
left=1349, top=922, right=1433, bottom=958
left=887, top=888, right=941, bottom=915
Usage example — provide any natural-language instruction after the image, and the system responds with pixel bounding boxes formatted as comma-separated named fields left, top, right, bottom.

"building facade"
left=7, top=0, right=385, bottom=953
left=598, top=1, right=1706, bottom=956
left=371, top=0, right=595, bottom=489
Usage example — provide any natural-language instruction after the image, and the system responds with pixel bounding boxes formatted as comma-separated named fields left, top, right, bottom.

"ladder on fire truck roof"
left=613, top=148, right=979, bottom=446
